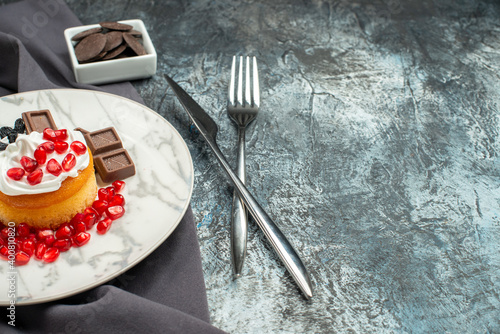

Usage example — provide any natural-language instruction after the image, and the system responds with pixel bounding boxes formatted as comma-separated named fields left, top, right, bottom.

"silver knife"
left=165, top=74, right=313, bottom=299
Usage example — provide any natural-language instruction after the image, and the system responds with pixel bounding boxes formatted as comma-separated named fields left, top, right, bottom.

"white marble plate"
left=0, top=89, right=193, bottom=305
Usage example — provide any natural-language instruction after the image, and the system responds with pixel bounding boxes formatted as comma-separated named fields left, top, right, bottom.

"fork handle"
left=204, top=136, right=313, bottom=299
left=231, top=127, right=248, bottom=276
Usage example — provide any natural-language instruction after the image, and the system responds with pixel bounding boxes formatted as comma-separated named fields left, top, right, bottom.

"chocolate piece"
left=123, top=32, right=146, bottom=56
left=102, top=44, right=127, bottom=60
left=93, top=148, right=135, bottom=183
left=22, top=110, right=58, bottom=133
left=104, top=31, right=123, bottom=52
left=84, top=127, right=122, bottom=155
left=71, top=27, right=103, bottom=41
left=75, top=33, right=107, bottom=62
left=99, top=21, right=133, bottom=31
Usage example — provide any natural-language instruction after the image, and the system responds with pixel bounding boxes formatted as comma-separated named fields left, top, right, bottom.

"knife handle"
left=207, top=138, right=313, bottom=299
left=231, top=127, right=248, bottom=277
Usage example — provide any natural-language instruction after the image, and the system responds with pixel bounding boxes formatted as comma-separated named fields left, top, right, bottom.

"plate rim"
left=0, top=88, right=194, bottom=305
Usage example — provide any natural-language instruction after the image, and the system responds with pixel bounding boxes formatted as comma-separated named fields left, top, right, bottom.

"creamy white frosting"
left=0, top=130, right=90, bottom=196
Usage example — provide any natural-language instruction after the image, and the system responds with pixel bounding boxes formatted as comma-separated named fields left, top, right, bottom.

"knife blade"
left=164, top=74, right=313, bottom=299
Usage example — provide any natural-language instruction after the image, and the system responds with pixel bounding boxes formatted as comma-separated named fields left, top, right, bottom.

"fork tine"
left=252, top=56, right=260, bottom=108
left=229, top=56, right=236, bottom=105
left=237, top=56, right=243, bottom=106
left=245, top=56, right=251, bottom=106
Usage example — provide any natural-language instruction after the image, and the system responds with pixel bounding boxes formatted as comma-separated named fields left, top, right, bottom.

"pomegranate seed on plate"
left=21, top=239, right=36, bottom=256
left=106, top=205, right=125, bottom=220
left=73, top=232, right=91, bottom=247
left=17, top=223, right=31, bottom=237
left=98, top=188, right=109, bottom=201
left=112, top=180, right=126, bottom=193
left=0, top=245, right=9, bottom=260
left=83, top=212, right=97, bottom=229
left=15, top=251, right=31, bottom=266
left=44, top=235, right=55, bottom=246
left=92, top=200, right=109, bottom=215
left=6, top=168, right=25, bottom=180
left=109, top=194, right=125, bottom=207
left=20, top=156, right=38, bottom=173
left=105, top=186, right=116, bottom=200
left=55, top=225, right=73, bottom=239
left=53, top=239, right=71, bottom=252
left=37, top=228, right=53, bottom=240
left=43, top=247, right=60, bottom=263
left=35, top=243, right=47, bottom=260
left=74, top=221, right=86, bottom=233
left=96, top=218, right=112, bottom=235
left=27, top=169, right=43, bottom=185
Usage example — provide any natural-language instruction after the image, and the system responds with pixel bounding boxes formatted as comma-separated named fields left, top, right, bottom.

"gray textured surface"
left=3, top=0, right=500, bottom=332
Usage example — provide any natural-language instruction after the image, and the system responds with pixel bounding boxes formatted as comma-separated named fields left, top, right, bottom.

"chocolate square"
left=84, top=127, right=122, bottom=155
left=22, top=109, right=58, bottom=133
left=93, top=148, right=135, bottom=183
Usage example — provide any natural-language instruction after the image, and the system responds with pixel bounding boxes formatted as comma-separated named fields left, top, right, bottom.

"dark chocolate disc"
left=75, top=33, right=107, bottom=62
left=71, top=27, right=103, bottom=41
left=102, top=44, right=127, bottom=60
left=99, top=21, right=133, bottom=31
left=104, top=31, right=123, bottom=51
left=123, top=33, right=146, bottom=56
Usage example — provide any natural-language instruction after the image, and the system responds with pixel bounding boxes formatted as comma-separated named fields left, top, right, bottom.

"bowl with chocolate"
left=64, top=19, right=157, bottom=85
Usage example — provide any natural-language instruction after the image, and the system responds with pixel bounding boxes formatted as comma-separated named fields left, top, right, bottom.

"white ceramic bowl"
left=64, top=19, right=157, bottom=85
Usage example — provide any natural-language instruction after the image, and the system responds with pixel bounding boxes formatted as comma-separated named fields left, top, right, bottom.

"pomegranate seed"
left=73, top=232, right=91, bottom=247
left=73, top=221, right=86, bottom=233
left=62, top=153, right=76, bottom=171
left=54, top=141, right=69, bottom=154
left=27, top=169, right=43, bottom=185
left=42, top=247, right=60, bottom=263
left=21, top=239, right=35, bottom=256
left=0, top=245, right=9, bottom=260
left=83, top=212, right=97, bottom=229
left=37, top=228, right=53, bottom=241
left=70, top=141, right=87, bottom=155
left=55, top=225, right=73, bottom=239
left=109, top=194, right=125, bottom=207
left=98, top=188, right=109, bottom=201
left=96, top=218, right=112, bottom=235
left=106, top=205, right=125, bottom=220
left=53, top=239, right=71, bottom=252
left=112, top=180, right=125, bottom=193
left=35, top=243, right=47, bottom=260
left=15, top=251, right=31, bottom=266
left=39, top=141, right=55, bottom=154
left=20, top=156, right=38, bottom=172
left=17, top=223, right=31, bottom=237
left=105, top=187, right=116, bottom=201
left=1, top=227, right=12, bottom=239
left=6, top=167, right=25, bottom=180
left=54, top=129, right=68, bottom=141
left=70, top=213, right=85, bottom=225
left=34, top=147, right=47, bottom=165
left=92, top=200, right=108, bottom=215
left=43, top=128, right=57, bottom=141
left=44, top=235, right=55, bottom=246
left=46, top=159, right=62, bottom=176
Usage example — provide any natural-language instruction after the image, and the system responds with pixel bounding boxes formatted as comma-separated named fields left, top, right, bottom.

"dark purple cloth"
left=0, top=1, right=224, bottom=333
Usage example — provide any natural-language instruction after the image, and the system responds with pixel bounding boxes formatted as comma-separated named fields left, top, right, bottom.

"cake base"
left=0, top=160, right=97, bottom=230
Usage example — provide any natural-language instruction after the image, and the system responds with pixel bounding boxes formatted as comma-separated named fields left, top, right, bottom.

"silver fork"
left=227, top=55, right=260, bottom=277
